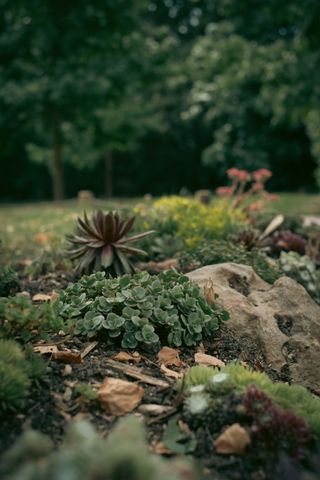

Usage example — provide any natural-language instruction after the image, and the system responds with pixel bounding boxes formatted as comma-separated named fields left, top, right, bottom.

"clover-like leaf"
left=102, top=313, right=125, bottom=330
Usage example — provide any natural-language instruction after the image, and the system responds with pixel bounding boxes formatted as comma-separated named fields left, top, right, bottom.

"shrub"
left=178, top=240, right=282, bottom=284
left=0, top=416, right=198, bottom=480
left=0, top=266, right=19, bottom=297
left=133, top=196, right=246, bottom=250
left=0, top=339, right=46, bottom=415
left=55, top=270, right=228, bottom=348
left=279, top=252, right=320, bottom=304
left=0, top=296, right=64, bottom=343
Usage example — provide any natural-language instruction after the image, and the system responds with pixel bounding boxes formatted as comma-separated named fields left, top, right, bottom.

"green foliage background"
left=0, top=0, right=319, bottom=200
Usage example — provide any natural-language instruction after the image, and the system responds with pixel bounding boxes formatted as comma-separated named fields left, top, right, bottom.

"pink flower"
left=251, top=182, right=264, bottom=192
left=252, top=169, right=272, bottom=182
left=227, top=168, right=250, bottom=181
left=216, top=186, right=233, bottom=197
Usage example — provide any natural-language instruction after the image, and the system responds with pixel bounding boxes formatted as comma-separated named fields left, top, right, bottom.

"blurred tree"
left=179, top=0, right=320, bottom=188
left=0, top=0, right=149, bottom=199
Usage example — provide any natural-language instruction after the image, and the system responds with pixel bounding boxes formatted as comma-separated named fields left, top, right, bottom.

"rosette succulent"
left=66, top=210, right=154, bottom=276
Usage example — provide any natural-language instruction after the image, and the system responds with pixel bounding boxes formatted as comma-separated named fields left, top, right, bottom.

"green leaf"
left=102, top=313, right=125, bottom=330
left=162, top=418, right=197, bottom=454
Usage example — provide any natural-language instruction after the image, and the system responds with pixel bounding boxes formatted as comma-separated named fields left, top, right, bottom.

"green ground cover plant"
left=0, top=415, right=198, bottom=480
left=280, top=252, right=320, bottom=304
left=178, top=240, right=281, bottom=284
left=56, top=269, right=229, bottom=348
left=0, top=339, right=46, bottom=415
left=181, top=363, right=320, bottom=438
left=0, top=296, right=64, bottom=343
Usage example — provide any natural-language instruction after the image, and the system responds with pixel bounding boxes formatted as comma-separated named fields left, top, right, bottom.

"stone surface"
left=187, top=263, right=320, bottom=393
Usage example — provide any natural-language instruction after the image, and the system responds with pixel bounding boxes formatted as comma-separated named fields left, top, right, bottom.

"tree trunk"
left=105, top=151, right=113, bottom=198
left=52, top=113, right=65, bottom=200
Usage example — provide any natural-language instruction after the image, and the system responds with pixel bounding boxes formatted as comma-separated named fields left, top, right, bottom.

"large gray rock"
left=187, top=263, right=320, bottom=393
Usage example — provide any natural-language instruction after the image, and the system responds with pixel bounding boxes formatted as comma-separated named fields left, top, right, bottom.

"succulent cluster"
left=178, top=240, right=281, bottom=284
left=244, top=385, right=311, bottom=459
left=0, top=339, right=46, bottom=415
left=267, top=230, right=307, bottom=256
left=0, top=416, right=198, bottom=480
left=279, top=251, right=320, bottom=304
left=0, top=295, right=64, bottom=343
left=66, top=210, right=154, bottom=276
left=182, top=363, right=320, bottom=439
left=55, top=269, right=228, bottom=349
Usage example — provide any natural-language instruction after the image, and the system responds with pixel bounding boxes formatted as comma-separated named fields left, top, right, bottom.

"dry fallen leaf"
left=194, top=352, right=225, bottom=368
left=33, top=345, right=58, bottom=355
left=152, top=442, right=172, bottom=455
left=112, top=351, right=141, bottom=364
left=52, top=351, right=83, bottom=364
left=34, top=232, right=52, bottom=244
left=98, top=378, right=144, bottom=416
left=157, top=346, right=181, bottom=367
left=204, top=280, right=215, bottom=304
left=32, top=293, right=52, bottom=302
left=160, top=364, right=184, bottom=379
left=214, top=423, right=251, bottom=454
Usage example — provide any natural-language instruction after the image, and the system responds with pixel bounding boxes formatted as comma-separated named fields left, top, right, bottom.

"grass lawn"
left=0, top=193, right=319, bottom=261
left=271, top=193, right=320, bottom=216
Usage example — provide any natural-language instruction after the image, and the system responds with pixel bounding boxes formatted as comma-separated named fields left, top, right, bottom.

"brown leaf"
left=32, top=293, right=52, bottom=302
left=34, top=345, right=58, bottom=355
left=203, top=280, right=215, bottom=305
left=98, top=378, right=144, bottom=416
left=194, top=352, right=225, bottom=368
left=152, top=442, right=172, bottom=455
left=34, top=233, right=52, bottom=244
left=112, top=351, right=141, bottom=364
left=52, top=351, right=83, bottom=364
left=214, top=423, right=251, bottom=454
left=160, top=364, right=184, bottom=379
left=157, top=346, right=181, bottom=367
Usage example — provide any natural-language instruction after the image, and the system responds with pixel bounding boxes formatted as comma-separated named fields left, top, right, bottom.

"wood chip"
left=194, top=352, right=225, bottom=368
left=105, top=359, right=170, bottom=388
left=112, top=351, right=142, bottom=364
left=32, top=293, right=52, bottom=302
left=52, top=351, right=83, bottom=364
left=137, top=404, right=174, bottom=416
left=33, top=345, right=58, bottom=355
left=160, top=364, right=184, bottom=379
left=81, top=341, right=98, bottom=359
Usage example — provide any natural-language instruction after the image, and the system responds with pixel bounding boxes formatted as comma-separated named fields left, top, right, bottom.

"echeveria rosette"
left=66, top=210, right=154, bottom=276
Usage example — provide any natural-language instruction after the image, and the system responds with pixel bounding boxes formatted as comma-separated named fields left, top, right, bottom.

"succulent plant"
left=66, top=210, right=154, bottom=276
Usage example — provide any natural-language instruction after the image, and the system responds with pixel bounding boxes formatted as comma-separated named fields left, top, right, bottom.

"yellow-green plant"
left=181, top=363, right=320, bottom=438
left=134, top=196, right=246, bottom=250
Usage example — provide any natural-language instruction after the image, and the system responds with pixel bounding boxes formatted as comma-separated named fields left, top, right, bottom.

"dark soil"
left=1, top=270, right=319, bottom=480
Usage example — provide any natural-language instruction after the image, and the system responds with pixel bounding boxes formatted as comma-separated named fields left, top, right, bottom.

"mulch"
left=1, top=270, right=319, bottom=480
